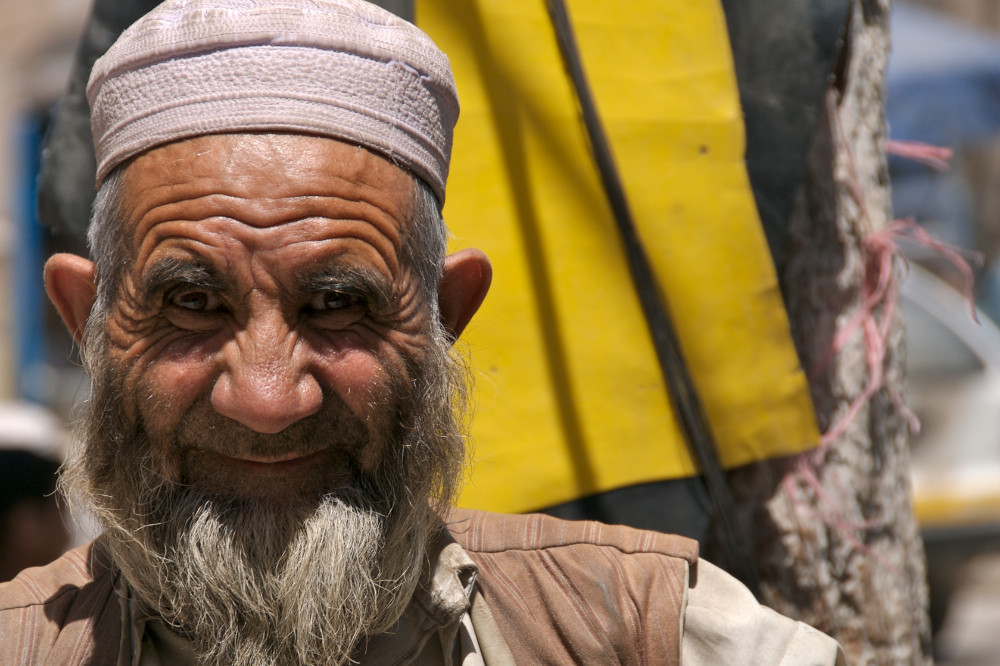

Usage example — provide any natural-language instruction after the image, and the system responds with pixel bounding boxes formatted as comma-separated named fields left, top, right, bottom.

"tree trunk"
left=714, top=1, right=933, bottom=663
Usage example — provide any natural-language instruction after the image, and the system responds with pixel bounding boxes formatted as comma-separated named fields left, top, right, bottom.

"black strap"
left=542, top=0, right=761, bottom=595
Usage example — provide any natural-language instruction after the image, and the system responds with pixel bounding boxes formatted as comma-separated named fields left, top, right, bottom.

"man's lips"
left=179, top=446, right=355, bottom=501
left=237, top=451, right=315, bottom=464
left=211, top=449, right=327, bottom=471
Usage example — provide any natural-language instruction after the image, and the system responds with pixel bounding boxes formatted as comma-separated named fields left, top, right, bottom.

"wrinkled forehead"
left=116, top=133, right=416, bottom=242
left=126, top=133, right=412, bottom=197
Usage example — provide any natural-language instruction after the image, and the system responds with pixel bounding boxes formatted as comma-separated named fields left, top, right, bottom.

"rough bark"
left=711, top=1, right=933, bottom=663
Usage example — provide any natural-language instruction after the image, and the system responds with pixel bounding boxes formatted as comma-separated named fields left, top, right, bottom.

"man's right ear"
left=44, top=254, right=98, bottom=346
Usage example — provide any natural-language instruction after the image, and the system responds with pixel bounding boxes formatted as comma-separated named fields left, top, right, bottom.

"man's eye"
left=308, top=291, right=362, bottom=311
left=171, top=290, right=221, bottom=311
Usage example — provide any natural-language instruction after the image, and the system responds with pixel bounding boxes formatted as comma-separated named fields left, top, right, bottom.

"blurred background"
left=0, top=0, right=91, bottom=414
left=888, top=2, right=1000, bottom=663
left=0, top=0, right=999, bottom=661
left=0, top=0, right=90, bottom=587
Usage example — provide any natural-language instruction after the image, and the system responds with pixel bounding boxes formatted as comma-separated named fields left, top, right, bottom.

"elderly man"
left=0, top=1, right=845, bottom=664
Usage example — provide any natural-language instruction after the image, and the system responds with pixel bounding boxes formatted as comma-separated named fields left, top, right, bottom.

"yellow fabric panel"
left=914, top=486, right=1000, bottom=530
left=418, top=0, right=819, bottom=513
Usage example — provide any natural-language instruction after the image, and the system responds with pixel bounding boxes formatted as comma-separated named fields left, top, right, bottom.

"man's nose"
left=210, top=317, right=322, bottom=433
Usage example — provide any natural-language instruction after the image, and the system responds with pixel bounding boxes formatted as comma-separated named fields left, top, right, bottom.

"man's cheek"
left=317, top=349, right=397, bottom=414
left=315, top=351, right=408, bottom=472
left=136, top=356, right=215, bottom=412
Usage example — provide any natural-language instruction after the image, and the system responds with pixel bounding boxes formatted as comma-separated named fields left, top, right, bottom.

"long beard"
left=119, top=488, right=426, bottom=666
left=61, top=322, right=468, bottom=666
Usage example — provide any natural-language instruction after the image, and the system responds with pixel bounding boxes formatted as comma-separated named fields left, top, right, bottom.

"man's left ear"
left=438, top=249, right=492, bottom=341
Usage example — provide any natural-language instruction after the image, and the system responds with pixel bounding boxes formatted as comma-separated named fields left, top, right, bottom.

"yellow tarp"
left=418, top=0, right=820, bottom=513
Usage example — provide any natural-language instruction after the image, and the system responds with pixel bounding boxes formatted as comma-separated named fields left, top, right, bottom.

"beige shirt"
left=124, top=547, right=843, bottom=666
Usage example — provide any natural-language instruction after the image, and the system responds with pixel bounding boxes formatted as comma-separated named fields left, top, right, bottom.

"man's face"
left=109, top=133, right=430, bottom=502
left=45, top=133, right=490, bottom=665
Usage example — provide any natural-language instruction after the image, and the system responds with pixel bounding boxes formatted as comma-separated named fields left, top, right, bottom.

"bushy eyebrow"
left=137, top=257, right=396, bottom=312
left=139, top=257, right=227, bottom=303
left=301, top=265, right=395, bottom=312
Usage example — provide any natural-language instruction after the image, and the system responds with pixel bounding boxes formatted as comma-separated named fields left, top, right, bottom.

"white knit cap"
left=88, top=0, right=459, bottom=205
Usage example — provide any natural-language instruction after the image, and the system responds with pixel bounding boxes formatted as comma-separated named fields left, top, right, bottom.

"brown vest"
left=0, top=510, right=697, bottom=665
left=447, top=509, right=698, bottom=666
left=0, top=540, right=122, bottom=666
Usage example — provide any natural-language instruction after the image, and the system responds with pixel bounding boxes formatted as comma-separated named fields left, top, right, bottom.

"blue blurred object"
left=890, top=8, right=1000, bottom=638
left=887, top=3, right=1000, bottom=319
left=13, top=113, right=48, bottom=404
left=977, top=261, right=1000, bottom=325
left=889, top=2, right=1000, bottom=149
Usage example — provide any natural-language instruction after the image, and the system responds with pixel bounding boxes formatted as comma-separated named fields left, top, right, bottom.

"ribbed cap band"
left=88, top=0, right=459, bottom=205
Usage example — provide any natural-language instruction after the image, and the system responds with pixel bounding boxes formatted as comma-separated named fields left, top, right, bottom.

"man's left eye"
left=308, top=291, right=362, bottom=311
left=171, top=290, right=221, bottom=311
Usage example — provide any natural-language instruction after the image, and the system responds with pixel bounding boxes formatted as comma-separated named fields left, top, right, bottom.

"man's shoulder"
left=446, top=508, right=695, bottom=664
left=0, top=541, right=108, bottom=611
left=445, top=506, right=699, bottom=563
left=443, top=507, right=697, bottom=613
left=444, top=510, right=845, bottom=665
left=0, top=540, right=123, bottom=664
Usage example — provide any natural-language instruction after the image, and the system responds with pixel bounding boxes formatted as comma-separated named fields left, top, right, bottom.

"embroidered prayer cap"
left=88, top=0, right=459, bottom=206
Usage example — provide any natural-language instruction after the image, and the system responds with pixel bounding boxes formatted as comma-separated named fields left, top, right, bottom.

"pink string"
left=812, top=222, right=902, bottom=451
left=783, top=104, right=978, bottom=572
left=782, top=466, right=902, bottom=576
left=887, top=139, right=954, bottom=172
left=808, top=218, right=979, bottom=450
left=893, top=218, right=983, bottom=321
left=809, top=113, right=976, bottom=453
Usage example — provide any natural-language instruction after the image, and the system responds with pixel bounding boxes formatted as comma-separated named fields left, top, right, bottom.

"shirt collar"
left=358, top=525, right=479, bottom=663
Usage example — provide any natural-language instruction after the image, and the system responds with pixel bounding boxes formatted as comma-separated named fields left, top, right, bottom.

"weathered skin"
left=44, top=133, right=491, bottom=505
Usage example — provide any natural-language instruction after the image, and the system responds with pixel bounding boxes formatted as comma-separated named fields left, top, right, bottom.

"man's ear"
left=44, top=253, right=97, bottom=346
left=438, top=248, right=492, bottom=341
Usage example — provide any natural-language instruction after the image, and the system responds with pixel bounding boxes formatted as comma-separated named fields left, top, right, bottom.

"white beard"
left=109, top=489, right=435, bottom=666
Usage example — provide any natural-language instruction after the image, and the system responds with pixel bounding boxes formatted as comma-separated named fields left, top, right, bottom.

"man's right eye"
left=171, top=290, right=221, bottom=311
